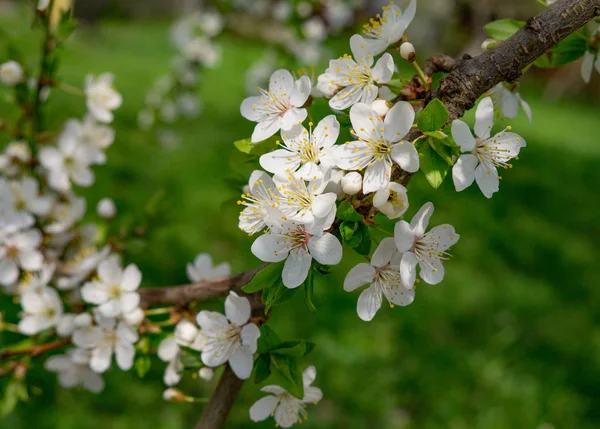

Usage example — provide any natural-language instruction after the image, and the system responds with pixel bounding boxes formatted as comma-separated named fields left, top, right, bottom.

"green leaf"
left=270, top=355, right=304, bottom=399
left=134, top=355, right=152, bottom=378
left=0, top=377, right=28, bottom=417
left=242, top=262, right=284, bottom=293
left=428, top=137, right=454, bottom=165
left=337, top=200, right=363, bottom=222
left=534, top=31, right=588, bottom=68
left=304, top=267, right=316, bottom=311
left=483, top=19, right=524, bottom=40
left=418, top=99, right=449, bottom=132
left=254, top=354, right=272, bottom=384
left=419, top=141, right=449, bottom=189
left=272, top=340, right=316, bottom=357
left=233, top=136, right=278, bottom=156
left=180, top=353, right=203, bottom=369
left=340, top=221, right=360, bottom=246
left=258, top=324, right=282, bottom=354
left=262, top=282, right=299, bottom=314
left=424, top=130, right=448, bottom=140
left=353, top=222, right=372, bottom=256
left=179, top=345, right=203, bottom=357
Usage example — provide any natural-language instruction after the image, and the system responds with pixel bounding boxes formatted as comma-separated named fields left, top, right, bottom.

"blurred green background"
left=1, top=1, right=600, bottom=428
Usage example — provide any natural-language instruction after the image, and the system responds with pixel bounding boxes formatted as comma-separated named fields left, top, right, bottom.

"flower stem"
left=412, top=61, right=429, bottom=91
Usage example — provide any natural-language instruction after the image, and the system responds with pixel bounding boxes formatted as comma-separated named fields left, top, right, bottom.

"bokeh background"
left=1, top=0, right=599, bottom=428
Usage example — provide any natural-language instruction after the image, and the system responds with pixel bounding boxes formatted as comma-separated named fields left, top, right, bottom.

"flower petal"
left=390, top=142, right=419, bottom=173
left=452, top=154, right=478, bottom=192
left=371, top=237, right=397, bottom=267
left=249, top=395, right=279, bottom=422
left=282, top=248, right=312, bottom=288
left=474, top=96, right=494, bottom=139
left=225, top=291, right=251, bottom=325
left=474, top=162, right=499, bottom=198
left=451, top=120, right=476, bottom=152
left=384, top=101, right=414, bottom=142
left=308, top=232, right=342, bottom=265
left=357, top=284, right=382, bottom=321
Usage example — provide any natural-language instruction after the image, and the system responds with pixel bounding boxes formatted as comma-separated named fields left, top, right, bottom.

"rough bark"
left=194, top=365, right=245, bottom=429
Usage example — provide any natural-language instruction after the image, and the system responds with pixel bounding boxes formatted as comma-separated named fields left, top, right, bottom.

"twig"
left=0, top=337, right=71, bottom=361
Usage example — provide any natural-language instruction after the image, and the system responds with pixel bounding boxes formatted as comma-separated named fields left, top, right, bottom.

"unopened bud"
left=481, top=39, right=497, bottom=51
left=97, top=198, right=116, bottom=219
left=371, top=99, right=391, bottom=117
left=198, top=367, right=214, bottom=381
left=163, top=388, right=186, bottom=402
left=400, top=42, right=416, bottom=62
left=0, top=61, right=24, bottom=86
left=341, top=172, right=362, bottom=196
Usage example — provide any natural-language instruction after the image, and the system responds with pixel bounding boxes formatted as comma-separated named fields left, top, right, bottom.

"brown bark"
left=194, top=365, right=245, bottom=429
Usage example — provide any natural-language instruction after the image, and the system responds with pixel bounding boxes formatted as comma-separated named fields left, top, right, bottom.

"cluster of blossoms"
left=240, top=0, right=367, bottom=93
left=138, top=9, right=224, bottom=148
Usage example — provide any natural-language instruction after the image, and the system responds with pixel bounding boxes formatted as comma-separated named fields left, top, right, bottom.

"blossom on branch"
left=360, top=0, right=417, bottom=56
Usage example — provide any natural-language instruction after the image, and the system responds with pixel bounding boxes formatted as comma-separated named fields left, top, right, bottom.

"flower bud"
left=0, top=61, right=24, bottom=86
left=163, top=388, right=186, bottom=402
left=481, top=39, right=497, bottom=51
left=97, top=198, right=116, bottom=219
left=123, top=307, right=145, bottom=326
left=371, top=99, right=391, bottom=117
left=400, top=42, right=416, bottom=62
left=198, top=367, right=214, bottom=381
left=341, top=172, right=362, bottom=195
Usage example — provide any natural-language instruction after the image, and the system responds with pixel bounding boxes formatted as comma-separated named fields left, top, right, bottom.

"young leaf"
left=483, top=19, right=524, bottom=40
left=417, top=99, right=449, bottom=132
left=534, top=31, right=587, bottom=68
left=353, top=222, right=372, bottom=256
left=134, top=355, right=152, bottom=378
left=257, top=324, right=282, bottom=354
left=337, top=200, right=363, bottom=222
left=424, top=130, right=448, bottom=141
left=270, top=355, right=304, bottom=399
left=428, top=137, right=454, bottom=165
left=254, top=354, right=272, bottom=384
left=272, top=340, right=316, bottom=357
left=263, top=282, right=299, bottom=314
left=340, top=221, right=360, bottom=246
left=418, top=141, right=449, bottom=189
left=242, top=262, right=284, bottom=293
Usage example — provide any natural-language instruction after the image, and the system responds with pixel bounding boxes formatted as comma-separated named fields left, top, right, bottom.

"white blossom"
left=394, top=202, right=459, bottom=289
left=198, top=367, right=214, bottom=381
left=251, top=217, right=342, bottom=288
left=85, top=73, right=122, bottom=123
left=183, top=37, right=221, bottom=67
left=96, top=198, right=116, bottom=219
left=196, top=292, right=261, bottom=380
left=60, top=116, right=115, bottom=164
left=274, top=174, right=337, bottom=226
left=488, top=83, right=532, bottom=123
left=359, top=0, right=416, bottom=56
left=18, top=287, right=64, bottom=334
left=44, top=194, right=86, bottom=234
left=341, top=171, right=363, bottom=195
left=0, top=177, right=53, bottom=218
left=0, top=61, right=24, bottom=86
left=373, top=182, right=409, bottom=219
left=81, top=257, right=142, bottom=317
left=241, top=69, right=311, bottom=143
left=451, top=97, right=526, bottom=198
left=324, top=35, right=394, bottom=110
left=0, top=227, right=43, bottom=286
left=249, top=366, right=323, bottom=428
left=259, top=116, right=339, bottom=181
left=39, top=137, right=96, bottom=192
left=238, top=170, right=287, bottom=235
left=15, top=263, right=54, bottom=296
left=45, top=349, right=105, bottom=393
left=0, top=141, right=31, bottom=177
left=334, top=101, right=419, bottom=193
left=581, top=28, right=600, bottom=83
left=186, top=253, right=231, bottom=283
left=344, top=238, right=414, bottom=321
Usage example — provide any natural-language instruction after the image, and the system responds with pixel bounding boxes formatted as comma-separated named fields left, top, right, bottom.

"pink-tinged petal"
left=371, top=237, right=397, bottom=267
left=452, top=154, right=478, bottom=192
left=282, top=248, right=312, bottom=288
left=474, top=162, right=499, bottom=198
left=308, top=232, right=342, bottom=265
left=390, top=142, right=419, bottom=172
left=384, top=101, right=414, bottom=142
left=474, top=97, right=494, bottom=139
left=357, top=284, right=382, bottom=321
left=451, top=120, right=476, bottom=152
left=344, top=263, right=376, bottom=292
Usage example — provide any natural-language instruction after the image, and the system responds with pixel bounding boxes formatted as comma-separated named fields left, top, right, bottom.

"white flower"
left=0, top=61, right=24, bottom=85
left=360, top=0, right=417, bottom=56
left=44, top=194, right=86, bottom=234
left=241, top=69, right=311, bottom=143
left=259, top=116, right=339, bottom=181
left=373, top=182, right=408, bottom=219
left=274, top=175, right=337, bottom=226
left=198, top=367, right=214, bottom=381
left=72, top=312, right=139, bottom=373
left=176, top=93, right=202, bottom=118
left=344, top=238, right=414, bottom=321
left=0, top=228, right=43, bottom=286
left=85, top=73, right=122, bottom=123
left=183, top=37, right=221, bottom=67
left=186, top=253, right=231, bottom=283
left=61, top=116, right=115, bottom=164
left=313, top=71, right=338, bottom=98
left=37, top=0, right=51, bottom=10
left=15, top=263, right=54, bottom=296
left=196, top=292, right=261, bottom=380
left=400, top=41, right=416, bottom=62
left=122, top=307, right=145, bottom=326
left=581, top=28, right=600, bottom=83
left=39, top=138, right=96, bottom=192
left=249, top=365, right=323, bottom=428
left=238, top=170, right=287, bottom=235
left=18, top=287, right=64, bottom=334
left=96, top=198, right=116, bottom=219
left=45, top=349, right=105, bottom=393
left=334, top=101, right=419, bottom=193
left=81, top=257, right=142, bottom=317
left=158, top=319, right=207, bottom=386
left=0, top=177, right=53, bottom=217
left=302, top=17, right=327, bottom=41
left=0, top=141, right=31, bottom=176
left=341, top=171, right=363, bottom=195
left=394, top=202, right=459, bottom=289
left=251, top=218, right=342, bottom=288
left=325, top=35, right=394, bottom=110
left=487, top=83, right=532, bottom=123
left=371, top=99, right=391, bottom=117
left=451, top=97, right=526, bottom=198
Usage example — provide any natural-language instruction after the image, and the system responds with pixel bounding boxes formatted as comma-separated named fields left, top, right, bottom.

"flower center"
left=108, top=284, right=122, bottom=299
left=5, top=245, right=19, bottom=259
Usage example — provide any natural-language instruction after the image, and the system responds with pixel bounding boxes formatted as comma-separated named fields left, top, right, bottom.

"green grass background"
left=1, top=5, right=600, bottom=429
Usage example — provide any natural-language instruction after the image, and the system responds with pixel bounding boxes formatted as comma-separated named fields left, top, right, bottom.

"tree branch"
left=0, top=338, right=71, bottom=361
